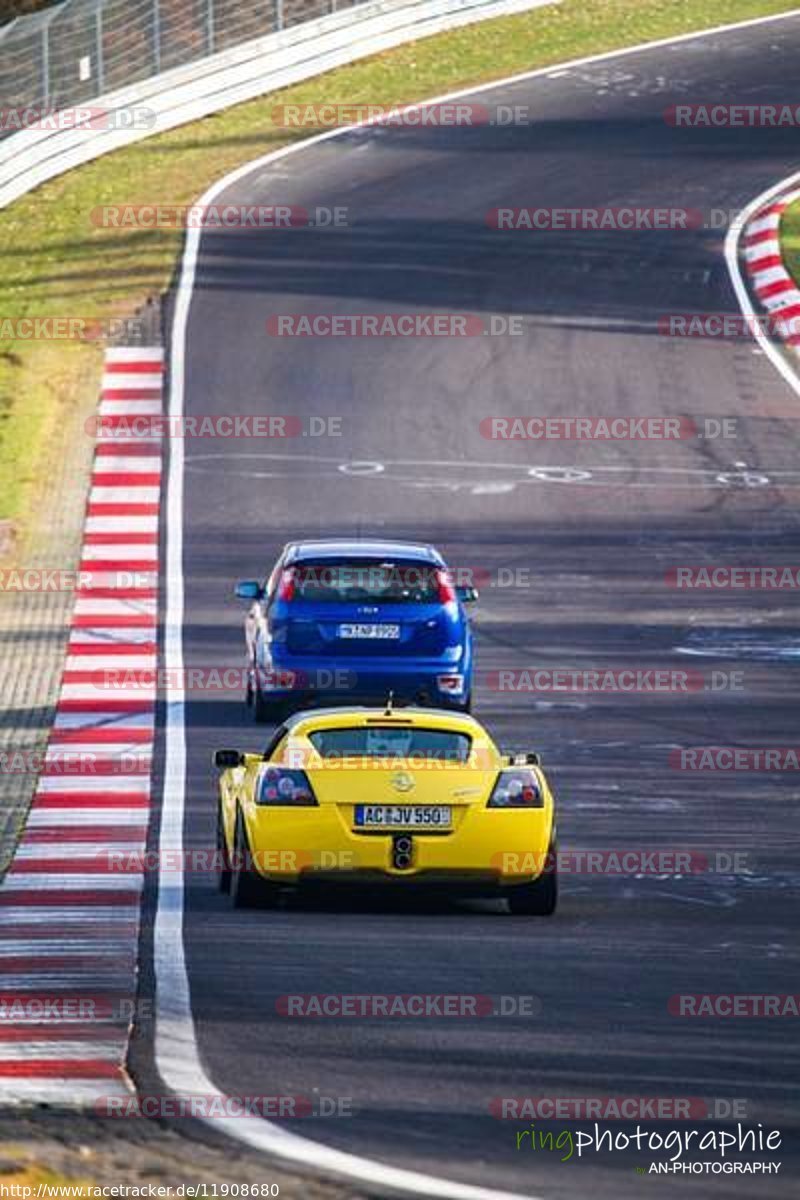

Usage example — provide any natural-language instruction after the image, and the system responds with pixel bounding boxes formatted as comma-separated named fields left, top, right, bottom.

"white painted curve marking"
left=156, top=8, right=800, bottom=1199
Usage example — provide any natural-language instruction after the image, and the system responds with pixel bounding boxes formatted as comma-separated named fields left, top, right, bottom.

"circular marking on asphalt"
left=676, top=628, right=800, bottom=661
left=715, top=470, right=771, bottom=487
left=527, top=466, right=593, bottom=483
left=183, top=452, right=800, bottom=489
left=338, top=461, right=385, bottom=475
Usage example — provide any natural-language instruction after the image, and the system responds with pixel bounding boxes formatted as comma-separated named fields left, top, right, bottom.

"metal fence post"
left=207, top=0, right=214, bottom=55
left=42, top=26, right=50, bottom=108
left=154, top=0, right=161, bottom=72
left=95, top=9, right=104, bottom=93
left=276, top=0, right=283, bottom=32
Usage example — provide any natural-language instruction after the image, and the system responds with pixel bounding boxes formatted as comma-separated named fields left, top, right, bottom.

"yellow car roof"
left=284, top=705, right=486, bottom=737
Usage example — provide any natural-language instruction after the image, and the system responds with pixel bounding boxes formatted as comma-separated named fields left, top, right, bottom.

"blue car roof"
left=286, top=540, right=444, bottom=565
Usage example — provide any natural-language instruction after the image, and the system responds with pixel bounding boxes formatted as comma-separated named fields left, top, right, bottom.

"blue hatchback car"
left=235, top=539, right=477, bottom=722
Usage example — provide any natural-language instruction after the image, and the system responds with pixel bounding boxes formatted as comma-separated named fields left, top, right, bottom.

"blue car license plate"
left=338, top=623, right=401, bottom=639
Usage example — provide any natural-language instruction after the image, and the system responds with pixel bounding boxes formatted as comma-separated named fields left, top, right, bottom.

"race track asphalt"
left=140, top=13, right=800, bottom=1197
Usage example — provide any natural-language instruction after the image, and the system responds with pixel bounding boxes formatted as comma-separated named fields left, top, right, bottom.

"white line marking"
left=72, top=599, right=158, bottom=617
left=0, top=972, right=137, bottom=988
left=65, top=655, right=157, bottom=672
left=725, top=172, right=800, bottom=401
left=105, top=347, right=165, bottom=365
left=81, top=544, right=159, bottom=561
left=102, top=372, right=164, bottom=390
left=67, top=629, right=156, bottom=647
left=0, top=1079, right=132, bottom=1104
left=90, top=456, right=162, bottom=474
left=24, top=810, right=148, bottom=828
left=2, top=875, right=143, bottom=892
left=98, top=400, right=163, bottom=417
left=0, top=908, right=141, bottom=925
left=85, top=517, right=160, bottom=534
left=744, top=212, right=782, bottom=236
left=89, top=486, right=161, bottom=504
left=750, top=265, right=790, bottom=288
left=155, top=7, right=800, bottom=1198
left=0, top=938, right=136, bottom=953
left=52, top=715, right=155, bottom=736
left=0, top=1042, right=124, bottom=1061
left=36, top=774, right=150, bottom=793
left=14, top=843, right=145, bottom=860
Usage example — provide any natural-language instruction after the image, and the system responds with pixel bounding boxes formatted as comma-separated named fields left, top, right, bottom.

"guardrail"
left=0, top=0, right=556, bottom=210
left=0, top=0, right=349, bottom=124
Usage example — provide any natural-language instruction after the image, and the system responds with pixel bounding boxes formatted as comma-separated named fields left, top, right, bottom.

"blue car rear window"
left=292, top=561, right=441, bottom=603
left=308, top=726, right=471, bottom=761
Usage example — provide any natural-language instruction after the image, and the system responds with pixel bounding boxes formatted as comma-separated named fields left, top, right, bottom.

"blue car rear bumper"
left=254, top=654, right=471, bottom=710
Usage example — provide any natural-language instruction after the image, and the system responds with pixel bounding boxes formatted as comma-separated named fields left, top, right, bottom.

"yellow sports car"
left=214, top=703, right=557, bottom=915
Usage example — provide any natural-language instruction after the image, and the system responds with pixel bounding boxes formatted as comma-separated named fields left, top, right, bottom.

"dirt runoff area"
left=0, top=1107, right=368, bottom=1200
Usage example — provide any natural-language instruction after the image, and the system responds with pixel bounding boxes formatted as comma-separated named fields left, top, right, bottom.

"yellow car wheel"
left=216, top=800, right=231, bottom=895
left=230, top=808, right=279, bottom=910
left=508, top=836, right=558, bottom=916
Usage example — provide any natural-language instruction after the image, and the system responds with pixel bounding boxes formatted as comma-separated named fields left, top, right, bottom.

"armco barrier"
left=0, top=0, right=557, bottom=211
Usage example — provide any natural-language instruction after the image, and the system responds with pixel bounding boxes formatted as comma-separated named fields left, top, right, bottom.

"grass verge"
left=0, top=0, right=797, bottom=548
left=780, top=195, right=800, bottom=289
